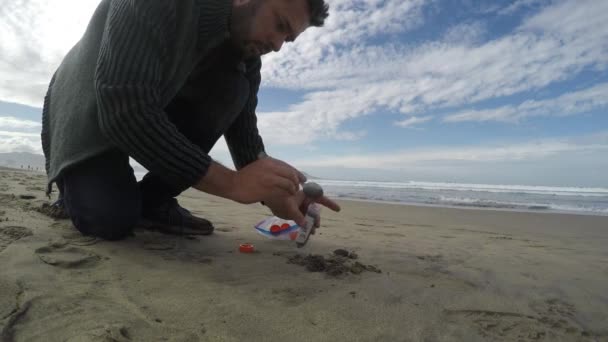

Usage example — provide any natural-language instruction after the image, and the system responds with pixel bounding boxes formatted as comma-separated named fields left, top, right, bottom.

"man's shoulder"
left=244, top=57, right=262, bottom=73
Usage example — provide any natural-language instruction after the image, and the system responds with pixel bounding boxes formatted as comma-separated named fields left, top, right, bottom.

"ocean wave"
left=317, top=180, right=608, bottom=197
left=331, top=193, right=608, bottom=215
left=437, top=196, right=551, bottom=211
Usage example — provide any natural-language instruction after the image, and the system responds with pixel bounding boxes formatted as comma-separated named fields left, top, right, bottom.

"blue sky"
left=0, top=0, right=607, bottom=187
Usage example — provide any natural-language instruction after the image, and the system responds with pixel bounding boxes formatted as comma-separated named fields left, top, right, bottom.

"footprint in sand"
left=0, top=279, right=20, bottom=322
left=215, top=226, right=237, bottom=233
left=0, top=194, right=17, bottom=208
left=444, top=309, right=543, bottom=341
left=35, top=243, right=100, bottom=268
left=416, top=254, right=443, bottom=262
left=159, top=249, right=214, bottom=264
left=65, top=324, right=132, bottom=342
left=0, top=226, right=33, bottom=254
left=60, top=230, right=100, bottom=246
left=270, top=287, right=322, bottom=306
left=141, top=235, right=176, bottom=251
left=382, top=232, right=406, bottom=238
left=444, top=300, right=596, bottom=342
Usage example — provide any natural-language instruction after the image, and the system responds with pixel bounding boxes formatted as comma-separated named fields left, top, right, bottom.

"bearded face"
left=229, top=0, right=311, bottom=59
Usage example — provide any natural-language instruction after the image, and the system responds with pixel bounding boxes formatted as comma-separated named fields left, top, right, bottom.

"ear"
left=233, top=0, right=251, bottom=6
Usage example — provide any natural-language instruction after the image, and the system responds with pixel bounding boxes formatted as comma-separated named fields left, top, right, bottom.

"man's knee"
left=65, top=192, right=141, bottom=241
left=59, top=149, right=141, bottom=241
left=69, top=206, right=140, bottom=241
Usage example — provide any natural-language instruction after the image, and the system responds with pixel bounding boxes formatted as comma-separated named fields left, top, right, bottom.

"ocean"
left=313, top=179, right=608, bottom=216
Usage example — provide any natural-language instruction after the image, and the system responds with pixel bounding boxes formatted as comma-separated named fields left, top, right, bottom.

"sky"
left=0, top=0, right=607, bottom=187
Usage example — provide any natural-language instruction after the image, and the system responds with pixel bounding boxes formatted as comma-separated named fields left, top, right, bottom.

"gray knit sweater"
left=41, top=0, right=265, bottom=195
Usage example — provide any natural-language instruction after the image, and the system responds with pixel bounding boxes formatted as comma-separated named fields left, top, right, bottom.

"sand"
left=0, top=168, right=607, bottom=341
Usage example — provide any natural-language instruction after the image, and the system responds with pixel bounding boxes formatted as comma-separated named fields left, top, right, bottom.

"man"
left=41, top=0, right=340, bottom=241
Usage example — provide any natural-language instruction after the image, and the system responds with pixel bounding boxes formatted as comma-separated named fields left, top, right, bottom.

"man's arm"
left=94, top=0, right=216, bottom=190
left=224, top=58, right=267, bottom=170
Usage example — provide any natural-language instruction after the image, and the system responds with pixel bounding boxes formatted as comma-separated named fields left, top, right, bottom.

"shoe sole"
left=138, top=219, right=214, bottom=236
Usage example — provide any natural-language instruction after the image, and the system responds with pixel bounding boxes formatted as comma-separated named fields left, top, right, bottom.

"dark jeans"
left=60, top=61, right=248, bottom=240
left=60, top=150, right=141, bottom=240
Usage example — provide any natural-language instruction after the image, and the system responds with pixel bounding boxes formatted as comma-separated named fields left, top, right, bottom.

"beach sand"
left=1, top=168, right=607, bottom=341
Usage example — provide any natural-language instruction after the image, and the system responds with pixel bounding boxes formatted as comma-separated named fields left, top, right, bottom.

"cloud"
left=0, top=0, right=99, bottom=107
left=394, top=115, right=433, bottom=128
left=256, top=0, right=608, bottom=144
left=257, top=85, right=391, bottom=145
left=443, top=82, right=608, bottom=123
left=0, top=116, right=41, bottom=130
left=2, top=0, right=607, bottom=153
left=0, top=130, right=41, bottom=153
left=498, top=0, right=548, bottom=15
left=441, top=21, right=486, bottom=45
left=0, top=115, right=42, bottom=153
left=262, top=0, right=428, bottom=83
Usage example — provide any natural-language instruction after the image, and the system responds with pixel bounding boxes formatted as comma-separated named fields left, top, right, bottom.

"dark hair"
left=307, top=0, right=329, bottom=27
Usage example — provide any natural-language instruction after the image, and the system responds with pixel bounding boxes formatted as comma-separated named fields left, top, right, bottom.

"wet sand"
left=1, top=168, right=607, bottom=341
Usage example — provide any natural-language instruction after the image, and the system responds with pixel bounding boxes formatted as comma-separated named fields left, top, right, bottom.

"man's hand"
left=231, top=157, right=306, bottom=204
left=194, top=158, right=305, bottom=204
left=264, top=189, right=341, bottom=228
left=194, top=158, right=339, bottom=227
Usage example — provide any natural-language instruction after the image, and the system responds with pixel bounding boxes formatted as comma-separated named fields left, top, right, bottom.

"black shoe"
left=141, top=198, right=214, bottom=236
left=38, top=198, right=70, bottom=219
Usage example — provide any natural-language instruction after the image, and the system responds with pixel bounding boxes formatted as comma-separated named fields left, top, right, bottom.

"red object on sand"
left=239, top=243, right=255, bottom=253
left=270, top=223, right=292, bottom=235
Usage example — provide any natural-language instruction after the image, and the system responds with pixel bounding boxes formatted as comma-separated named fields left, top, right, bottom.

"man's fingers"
left=284, top=194, right=307, bottom=227
left=270, top=187, right=294, bottom=200
left=269, top=174, right=297, bottom=195
left=296, top=170, right=307, bottom=184
left=299, top=196, right=312, bottom=215
left=266, top=180, right=295, bottom=200
left=273, top=159, right=306, bottom=184
left=290, top=207, right=306, bottom=227
left=279, top=161, right=305, bottom=185
left=272, top=164, right=300, bottom=190
left=316, top=196, right=341, bottom=212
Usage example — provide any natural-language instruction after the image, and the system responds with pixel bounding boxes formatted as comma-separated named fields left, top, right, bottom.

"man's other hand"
left=264, top=190, right=341, bottom=228
left=230, top=157, right=304, bottom=204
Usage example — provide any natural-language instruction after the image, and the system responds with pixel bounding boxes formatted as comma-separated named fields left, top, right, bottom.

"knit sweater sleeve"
left=225, top=57, right=267, bottom=170
left=94, top=0, right=211, bottom=189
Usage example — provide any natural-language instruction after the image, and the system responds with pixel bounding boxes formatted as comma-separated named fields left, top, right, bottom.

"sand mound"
left=275, top=249, right=382, bottom=276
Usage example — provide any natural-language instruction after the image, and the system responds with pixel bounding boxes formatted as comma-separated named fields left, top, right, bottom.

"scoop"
left=296, top=182, right=324, bottom=248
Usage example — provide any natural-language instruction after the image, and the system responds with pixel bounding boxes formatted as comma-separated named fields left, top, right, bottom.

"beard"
left=229, top=0, right=262, bottom=59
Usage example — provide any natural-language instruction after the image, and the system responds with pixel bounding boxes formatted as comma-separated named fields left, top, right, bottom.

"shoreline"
left=3, top=165, right=606, bottom=217
left=333, top=196, right=608, bottom=218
